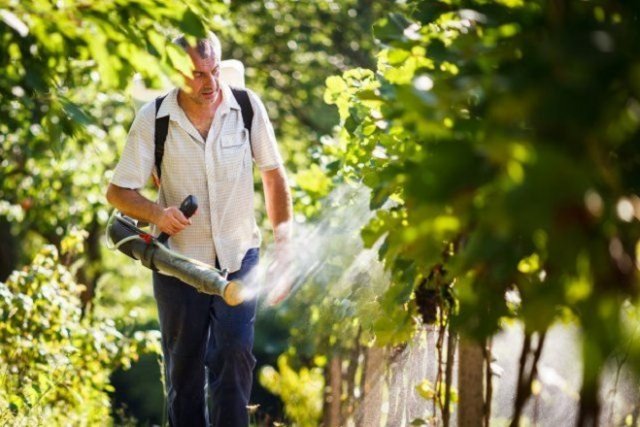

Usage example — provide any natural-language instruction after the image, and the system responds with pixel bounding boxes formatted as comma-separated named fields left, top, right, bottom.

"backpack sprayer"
left=106, top=195, right=245, bottom=306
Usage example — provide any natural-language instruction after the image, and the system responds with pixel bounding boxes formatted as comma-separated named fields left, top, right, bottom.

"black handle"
left=157, top=195, right=198, bottom=243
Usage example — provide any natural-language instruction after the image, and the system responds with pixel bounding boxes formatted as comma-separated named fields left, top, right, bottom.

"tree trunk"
left=458, top=337, right=484, bottom=427
left=483, top=338, right=493, bottom=427
left=0, top=218, right=19, bottom=281
left=577, top=336, right=602, bottom=427
left=443, top=330, right=457, bottom=427
left=510, top=331, right=546, bottom=427
left=577, top=381, right=600, bottom=427
left=323, top=355, right=343, bottom=427
left=360, top=346, right=385, bottom=427
left=78, top=217, right=102, bottom=313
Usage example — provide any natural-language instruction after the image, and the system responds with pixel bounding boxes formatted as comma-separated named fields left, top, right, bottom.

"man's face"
left=181, top=46, right=221, bottom=105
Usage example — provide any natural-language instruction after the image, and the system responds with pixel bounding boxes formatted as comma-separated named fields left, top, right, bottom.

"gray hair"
left=172, top=31, right=222, bottom=61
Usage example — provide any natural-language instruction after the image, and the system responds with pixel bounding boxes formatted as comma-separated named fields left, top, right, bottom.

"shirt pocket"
left=219, top=129, right=250, bottom=181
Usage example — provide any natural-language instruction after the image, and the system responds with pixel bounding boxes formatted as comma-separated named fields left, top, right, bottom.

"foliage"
left=259, top=354, right=324, bottom=427
left=416, top=379, right=458, bottom=409
left=225, top=0, right=408, bottom=218
left=0, top=244, right=159, bottom=425
left=324, top=0, right=640, bottom=413
left=0, top=0, right=225, bottom=275
left=95, top=245, right=159, bottom=325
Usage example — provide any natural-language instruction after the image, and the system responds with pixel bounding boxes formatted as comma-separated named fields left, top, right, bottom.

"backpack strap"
left=230, top=88, right=254, bottom=139
left=154, top=95, right=169, bottom=180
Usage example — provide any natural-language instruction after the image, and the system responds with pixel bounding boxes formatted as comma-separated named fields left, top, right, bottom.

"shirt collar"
left=219, top=83, right=241, bottom=115
left=155, top=88, right=178, bottom=119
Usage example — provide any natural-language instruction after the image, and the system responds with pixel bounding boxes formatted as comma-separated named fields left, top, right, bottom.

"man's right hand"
left=106, top=184, right=193, bottom=236
left=155, top=206, right=192, bottom=235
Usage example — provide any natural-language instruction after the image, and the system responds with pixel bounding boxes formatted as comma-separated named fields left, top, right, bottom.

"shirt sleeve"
left=247, top=89, right=284, bottom=171
left=110, top=102, right=156, bottom=189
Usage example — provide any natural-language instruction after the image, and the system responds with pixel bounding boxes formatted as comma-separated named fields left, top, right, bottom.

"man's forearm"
left=106, top=183, right=163, bottom=225
left=262, top=166, right=295, bottom=305
left=262, top=167, right=293, bottom=243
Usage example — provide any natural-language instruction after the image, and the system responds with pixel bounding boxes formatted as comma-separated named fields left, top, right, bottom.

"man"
left=106, top=32, right=292, bottom=426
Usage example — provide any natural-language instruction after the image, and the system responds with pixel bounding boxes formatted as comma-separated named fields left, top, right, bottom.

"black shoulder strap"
left=230, top=88, right=254, bottom=138
left=154, top=95, right=169, bottom=180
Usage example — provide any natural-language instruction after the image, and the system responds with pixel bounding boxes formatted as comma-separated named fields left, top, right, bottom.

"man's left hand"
left=265, top=243, right=294, bottom=306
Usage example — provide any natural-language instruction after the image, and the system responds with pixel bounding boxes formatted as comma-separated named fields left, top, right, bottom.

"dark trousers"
left=153, top=248, right=259, bottom=427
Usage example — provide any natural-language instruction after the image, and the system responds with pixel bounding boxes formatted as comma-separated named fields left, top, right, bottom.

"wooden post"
left=323, top=355, right=343, bottom=427
left=458, top=337, right=484, bottom=427
left=360, top=346, right=385, bottom=427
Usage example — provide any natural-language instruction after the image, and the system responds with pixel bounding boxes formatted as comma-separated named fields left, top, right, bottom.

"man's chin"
left=192, top=96, right=216, bottom=105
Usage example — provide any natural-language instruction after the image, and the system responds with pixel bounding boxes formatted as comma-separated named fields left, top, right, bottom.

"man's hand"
left=106, top=184, right=193, bottom=237
left=155, top=206, right=192, bottom=235
left=265, top=243, right=294, bottom=306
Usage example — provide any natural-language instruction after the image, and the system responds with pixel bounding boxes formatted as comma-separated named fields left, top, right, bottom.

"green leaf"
left=325, top=75, right=348, bottom=93
left=387, top=48, right=411, bottom=65
left=373, top=13, right=414, bottom=44
left=59, top=98, right=94, bottom=127
left=178, top=8, right=207, bottom=37
left=166, top=43, right=192, bottom=76
left=356, top=89, right=381, bottom=101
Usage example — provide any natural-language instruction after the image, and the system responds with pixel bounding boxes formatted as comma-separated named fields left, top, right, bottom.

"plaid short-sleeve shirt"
left=110, top=84, right=283, bottom=272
